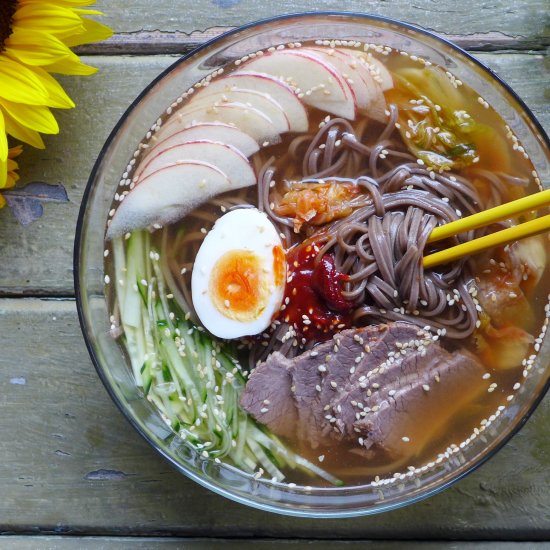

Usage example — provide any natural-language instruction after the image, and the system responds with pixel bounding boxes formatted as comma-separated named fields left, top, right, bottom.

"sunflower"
left=0, top=145, right=22, bottom=208
left=0, top=0, right=112, bottom=197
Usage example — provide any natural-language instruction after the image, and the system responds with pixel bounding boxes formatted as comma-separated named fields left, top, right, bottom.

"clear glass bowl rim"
left=74, top=10, right=550, bottom=518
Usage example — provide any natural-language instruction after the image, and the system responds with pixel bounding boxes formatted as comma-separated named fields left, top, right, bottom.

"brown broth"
left=105, top=43, right=550, bottom=486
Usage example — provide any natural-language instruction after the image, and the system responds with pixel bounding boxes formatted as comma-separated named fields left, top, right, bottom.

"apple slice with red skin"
left=194, top=71, right=308, bottom=132
left=241, top=49, right=356, bottom=119
left=146, top=123, right=259, bottom=163
left=305, top=47, right=372, bottom=111
left=341, top=49, right=394, bottom=91
left=156, top=101, right=281, bottom=145
left=305, top=47, right=389, bottom=122
left=137, top=140, right=256, bottom=185
left=107, top=161, right=231, bottom=239
left=187, top=88, right=289, bottom=136
left=330, top=50, right=388, bottom=122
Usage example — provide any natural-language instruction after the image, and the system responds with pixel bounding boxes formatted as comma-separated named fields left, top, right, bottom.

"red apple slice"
left=107, top=161, right=230, bottom=238
left=157, top=101, right=281, bottom=145
left=306, top=47, right=370, bottom=111
left=321, top=49, right=388, bottom=122
left=188, top=89, right=289, bottom=135
left=342, top=49, right=393, bottom=91
left=196, top=71, right=308, bottom=132
left=241, top=49, right=356, bottom=119
left=137, top=140, right=256, bottom=185
left=147, top=123, right=259, bottom=161
left=328, top=49, right=388, bottom=122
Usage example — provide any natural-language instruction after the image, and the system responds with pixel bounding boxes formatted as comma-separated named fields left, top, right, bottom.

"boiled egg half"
left=191, top=208, right=286, bottom=339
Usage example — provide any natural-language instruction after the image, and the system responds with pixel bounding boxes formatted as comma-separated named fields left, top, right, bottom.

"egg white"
left=191, top=207, right=286, bottom=339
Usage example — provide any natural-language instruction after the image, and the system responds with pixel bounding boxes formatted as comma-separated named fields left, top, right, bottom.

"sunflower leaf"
left=3, top=181, right=68, bottom=225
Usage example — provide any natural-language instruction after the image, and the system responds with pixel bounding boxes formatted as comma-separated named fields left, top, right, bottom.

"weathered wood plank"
left=75, top=29, right=548, bottom=56
left=1, top=298, right=550, bottom=537
left=0, top=537, right=546, bottom=549
left=85, top=1, right=550, bottom=51
left=0, top=52, right=548, bottom=296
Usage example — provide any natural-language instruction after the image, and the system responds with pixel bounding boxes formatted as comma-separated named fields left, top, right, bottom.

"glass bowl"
left=74, top=12, right=550, bottom=517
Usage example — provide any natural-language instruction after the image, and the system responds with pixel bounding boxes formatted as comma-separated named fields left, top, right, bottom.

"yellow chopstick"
left=423, top=213, right=550, bottom=269
left=427, top=188, right=550, bottom=244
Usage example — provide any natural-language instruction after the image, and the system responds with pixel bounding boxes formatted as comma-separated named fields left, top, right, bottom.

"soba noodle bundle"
left=255, top=107, right=517, bottom=341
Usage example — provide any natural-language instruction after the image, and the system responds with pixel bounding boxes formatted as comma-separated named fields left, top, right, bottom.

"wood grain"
left=86, top=0, right=550, bottom=51
left=1, top=298, right=550, bottom=537
left=1, top=537, right=547, bottom=549
left=75, top=29, right=549, bottom=56
left=0, top=53, right=548, bottom=296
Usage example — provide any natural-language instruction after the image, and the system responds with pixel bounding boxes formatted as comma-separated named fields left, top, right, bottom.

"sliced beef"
left=353, top=347, right=487, bottom=462
left=240, top=321, right=488, bottom=464
left=239, top=352, right=297, bottom=439
left=316, top=323, right=424, bottom=438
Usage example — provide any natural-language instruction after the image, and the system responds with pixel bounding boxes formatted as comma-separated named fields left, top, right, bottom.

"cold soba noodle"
left=105, top=42, right=549, bottom=486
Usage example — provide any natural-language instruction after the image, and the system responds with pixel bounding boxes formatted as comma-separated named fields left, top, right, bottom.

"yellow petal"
left=63, top=18, right=113, bottom=47
left=13, top=3, right=85, bottom=40
left=0, top=116, right=7, bottom=188
left=7, top=158, right=19, bottom=172
left=31, top=67, right=75, bottom=109
left=7, top=172, right=20, bottom=188
left=5, top=28, right=73, bottom=66
left=0, top=100, right=59, bottom=135
left=0, top=57, right=49, bottom=105
left=2, top=108, right=47, bottom=149
left=42, top=54, right=98, bottom=76
left=8, top=145, right=24, bottom=160
left=0, top=145, right=22, bottom=193
left=20, top=0, right=99, bottom=6
left=72, top=8, right=105, bottom=16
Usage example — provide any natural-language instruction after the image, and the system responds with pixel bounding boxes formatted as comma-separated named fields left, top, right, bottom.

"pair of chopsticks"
left=423, top=188, right=550, bottom=269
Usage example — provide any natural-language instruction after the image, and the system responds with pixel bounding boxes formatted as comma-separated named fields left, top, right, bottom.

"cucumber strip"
left=247, top=438, right=285, bottom=481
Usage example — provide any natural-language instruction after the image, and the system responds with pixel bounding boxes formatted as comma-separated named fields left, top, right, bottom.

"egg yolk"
left=272, top=245, right=285, bottom=288
left=209, top=249, right=269, bottom=322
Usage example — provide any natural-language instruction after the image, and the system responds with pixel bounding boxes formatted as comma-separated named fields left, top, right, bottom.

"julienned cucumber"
left=112, top=230, right=342, bottom=486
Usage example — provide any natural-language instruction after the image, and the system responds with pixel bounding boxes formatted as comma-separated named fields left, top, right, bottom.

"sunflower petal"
left=7, top=172, right=20, bottom=187
left=8, top=145, right=24, bottom=159
left=0, top=117, right=7, bottom=188
left=0, top=112, right=8, bottom=162
left=42, top=54, right=98, bottom=76
left=72, top=8, right=105, bottom=16
left=5, top=29, right=72, bottom=66
left=19, top=0, right=99, bottom=6
left=63, top=18, right=113, bottom=47
left=0, top=100, right=59, bottom=135
left=30, top=67, right=75, bottom=109
left=5, top=147, right=21, bottom=189
left=13, top=3, right=85, bottom=40
left=0, top=57, right=50, bottom=105
left=2, top=109, right=46, bottom=149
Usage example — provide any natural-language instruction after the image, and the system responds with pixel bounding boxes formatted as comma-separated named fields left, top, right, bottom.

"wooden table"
left=1, top=1, right=548, bottom=547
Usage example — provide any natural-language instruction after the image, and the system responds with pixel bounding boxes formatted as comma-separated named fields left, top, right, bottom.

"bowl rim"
left=74, top=10, right=550, bottom=518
